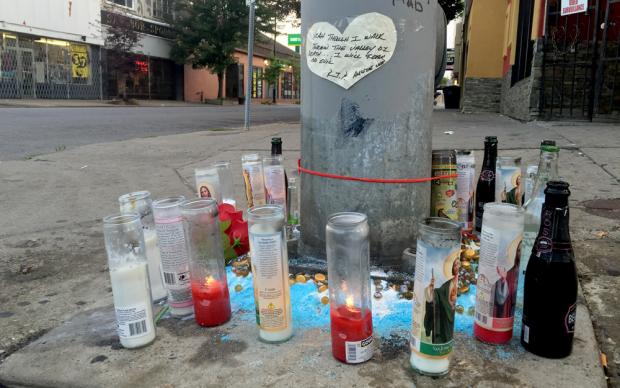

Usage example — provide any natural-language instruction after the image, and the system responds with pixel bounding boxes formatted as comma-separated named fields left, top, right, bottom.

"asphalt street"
left=0, top=104, right=300, bottom=160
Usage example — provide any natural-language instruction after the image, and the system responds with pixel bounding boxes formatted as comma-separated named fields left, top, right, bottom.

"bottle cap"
left=542, top=140, right=556, bottom=146
left=545, top=181, right=571, bottom=196
left=271, top=137, right=282, bottom=145
left=485, top=136, right=498, bottom=143
left=541, top=144, right=560, bottom=152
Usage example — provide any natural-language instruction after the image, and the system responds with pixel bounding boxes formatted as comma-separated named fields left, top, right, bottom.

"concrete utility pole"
left=244, top=0, right=256, bottom=130
left=299, top=0, right=438, bottom=266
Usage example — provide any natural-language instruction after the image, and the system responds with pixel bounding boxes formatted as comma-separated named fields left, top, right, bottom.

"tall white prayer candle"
left=103, top=213, right=156, bottom=349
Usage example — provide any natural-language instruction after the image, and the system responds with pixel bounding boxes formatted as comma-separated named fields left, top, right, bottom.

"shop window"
left=110, top=0, right=133, bottom=9
left=46, top=42, right=70, bottom=84
left=252, top=67, right=263, bottom=98
left=282, top=72, right=294, bottom=99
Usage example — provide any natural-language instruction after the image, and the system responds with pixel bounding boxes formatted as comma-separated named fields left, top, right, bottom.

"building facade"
left=461, top=0, right=620, bottom=121
left=101, top=0, right=183, bottom=100
left=0, top=0, right=104, bottom=99
left=184, top=35, right=299, bottom=104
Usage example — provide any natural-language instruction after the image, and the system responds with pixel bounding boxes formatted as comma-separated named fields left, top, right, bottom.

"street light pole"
left=244, top=0, right=256, bottom=130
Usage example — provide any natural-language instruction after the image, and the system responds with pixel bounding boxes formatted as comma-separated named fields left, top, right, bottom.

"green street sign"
left=288, top=34, right=302, bottom=47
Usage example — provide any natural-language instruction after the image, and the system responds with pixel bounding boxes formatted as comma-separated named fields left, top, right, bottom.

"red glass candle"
left=191, top=277, right=231, bottom=327
left=330, top=302, right=373, bottom=363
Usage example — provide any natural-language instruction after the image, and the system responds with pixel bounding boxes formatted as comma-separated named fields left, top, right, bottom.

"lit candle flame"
left=204, top=276, right=215, bottom=288
left=345, top=295, right=354, bottom=308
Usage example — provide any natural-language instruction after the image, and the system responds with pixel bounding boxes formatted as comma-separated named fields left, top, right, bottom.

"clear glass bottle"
left=153, top=196, right=194, bottom=317
left=180, top=199, right=231, bottom=327
left=495, top=157, right=523, bottom=206
left=287, top=172, right=301, bottom=240
left=263, top=155, right=287, bottom=212
left=195, top=166, right=222, bottom=202
left=523, top=165, right=538, bottom=205
left=242, top=153, right=267, bottom=208
left=410, top=218, right=461, bottom=376
left=431, top=150, right=458, bottom=220
left=474, top=203, right=524, bottom=344
left=103, top=213, right=156, bottom=349
left=520, top=141, right=559, bottom=275
left=456, top=150, right=476, bottom=231
left=326, top=212, right=373, bottom=364
left=247, top=205, right=292, bottom=342
left=214, top=161, right=236, bottom=208
left=119, top=191, right=167, bottom=303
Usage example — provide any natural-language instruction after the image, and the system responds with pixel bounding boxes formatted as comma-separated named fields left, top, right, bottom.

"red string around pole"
left=297, top=159, right=457, bottom=184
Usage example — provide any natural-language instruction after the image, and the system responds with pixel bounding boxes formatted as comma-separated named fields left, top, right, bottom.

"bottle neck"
left=533, top=199, right=572, bottom=261
left=482, top=144, right=497, bottom=169
left=271, top=144, right=282, bottom=156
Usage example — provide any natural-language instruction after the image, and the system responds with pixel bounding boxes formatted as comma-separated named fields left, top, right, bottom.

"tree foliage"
left=439, top=0, right=464, bottom=21
left=170, top=0, right=277, bottom=99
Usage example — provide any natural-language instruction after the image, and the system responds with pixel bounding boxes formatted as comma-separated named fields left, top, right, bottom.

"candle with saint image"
left=181, top=199, right=232, bottom=327
left=327, top=212, right=374, bottom=364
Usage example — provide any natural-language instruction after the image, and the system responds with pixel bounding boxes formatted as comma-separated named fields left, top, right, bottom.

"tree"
left=104, top=23, right=140, bottom=100
left=439, top=0, right=464, bottom=22
left=171, top=0, right=276, bottom=100
left=262, top=57, right=285, bottom=103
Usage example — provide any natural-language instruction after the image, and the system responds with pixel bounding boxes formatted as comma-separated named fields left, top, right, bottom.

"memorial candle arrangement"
left=474, top=203, right=524, bottom=344
left=119, top=191, right=167, bottom=303
left=410, top=218, right=461, bottom=376
left=103, top=213, right=156, bottom=349
left=247, top=205, right=293, bottom=343
left=195, top=166, right=222, bottom=203
left=181, top=199, right=231, bottom=327
left=326, top=213, right=374, bottom=364
left=262, top=155, right=287, bottom=213
left=153, top=196, right=194, bottom=317
left=242, top=154, right=267, bottom=208
left=213, top=161, right=237, bottom=208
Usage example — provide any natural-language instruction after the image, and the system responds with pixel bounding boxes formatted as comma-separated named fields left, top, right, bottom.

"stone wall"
left=461, top=77, right=502, bottom=113
left=500, top=39, right=544, bottom=121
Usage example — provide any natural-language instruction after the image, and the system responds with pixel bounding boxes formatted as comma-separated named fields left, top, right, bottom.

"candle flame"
left=345, top=295, right=354, bottom=308
left=204, top=276, right=215, bottom=288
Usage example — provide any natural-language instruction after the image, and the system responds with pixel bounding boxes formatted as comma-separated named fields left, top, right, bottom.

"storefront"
left=0, top=31, right=102, bottom=99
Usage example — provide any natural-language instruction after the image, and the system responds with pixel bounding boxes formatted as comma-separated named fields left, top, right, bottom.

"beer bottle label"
left=565, top=303, right=576, bottom=333
left=475, top=225, right=523, bottom=332
left=410, top=242, right=460, bottom=359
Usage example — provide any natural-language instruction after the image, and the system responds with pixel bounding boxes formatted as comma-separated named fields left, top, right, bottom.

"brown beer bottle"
left=474, top=136, right=498, bottom=232
left=521, top=181, right=577, bottom=358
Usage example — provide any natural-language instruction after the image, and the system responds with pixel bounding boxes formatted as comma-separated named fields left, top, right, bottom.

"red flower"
left=229, top=219, right=249, bottom=256
left=219, top=203, right=243, bottom=223
left=217, top=204, right=249, bottom=260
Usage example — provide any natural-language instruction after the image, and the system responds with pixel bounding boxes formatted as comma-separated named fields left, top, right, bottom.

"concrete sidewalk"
left=0, top=111, right=618, bottom=387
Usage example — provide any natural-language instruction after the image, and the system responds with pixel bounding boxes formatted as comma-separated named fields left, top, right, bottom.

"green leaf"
left=224, top=246, right=238, bottom=261
left=220, top=220, right=231, bottom=233
left=221, top=231, right=231, bottom=249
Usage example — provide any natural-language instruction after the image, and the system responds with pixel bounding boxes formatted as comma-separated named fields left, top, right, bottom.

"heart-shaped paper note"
left=306, top=12, right=397, bottom=90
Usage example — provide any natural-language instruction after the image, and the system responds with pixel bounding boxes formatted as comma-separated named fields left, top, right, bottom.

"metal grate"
left=0, top=31, right=103, bottom=100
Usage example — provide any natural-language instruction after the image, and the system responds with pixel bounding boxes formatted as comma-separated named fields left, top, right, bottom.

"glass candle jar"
left=263, top=156, right=287, bottom=212
left=214, top=161, right=236, bottom=208
left=103, top=213, right=156, bottom=349
left=326, top=212, right=373, bottom=364
left=495, top=156, right=523, bottom=206
left=195, top=166, right=222, bottom=202
left=474, top=203, right=524, bottom=344
left=119, top=191, right=167, bottom=303
left=410, top=218, right=462, bottom=376
left=242, top=153, right=267, bottom=208
left=431, top=150, right=458, bottom=221
left=153, top=196, right=194, bottom=317
left=247, top=205, right=292, bottom=343
left=456, top=150, right=476, bottom=231
left=181, top=199, right=232, bottom=327
left=287, top=173, right=301, bottom=240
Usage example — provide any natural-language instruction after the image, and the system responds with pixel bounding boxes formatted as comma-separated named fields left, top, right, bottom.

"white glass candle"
left=247, top=205, right=292, bottom=343
left=214, top=161, right=237, bottom=208
left=103, top=213, right=156, bottom=349
left=119, top=191, right=167, bottom=303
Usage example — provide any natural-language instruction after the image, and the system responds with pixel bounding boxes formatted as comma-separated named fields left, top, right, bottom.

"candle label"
left=242, top=162, right=266, bottom=207
left=195, top=168, right=220, bottom=201
left=495, top=164, right=523, bottom=206
left=431, top=163, right=458, bottom=221
left=456, top=154, right=476, bottom=230
left=115, top=304, right=152, bottom=338
left=411, top=242, right=460, bottom=358
left=250, top=232, right=288, bottom=331
left=263, top=165, right=287, bottom=211
left=475, top=225, right=523, bottom=332
left=346, top=336, right=374, bottom=364
left=155, top=217, right=192, bottom=308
